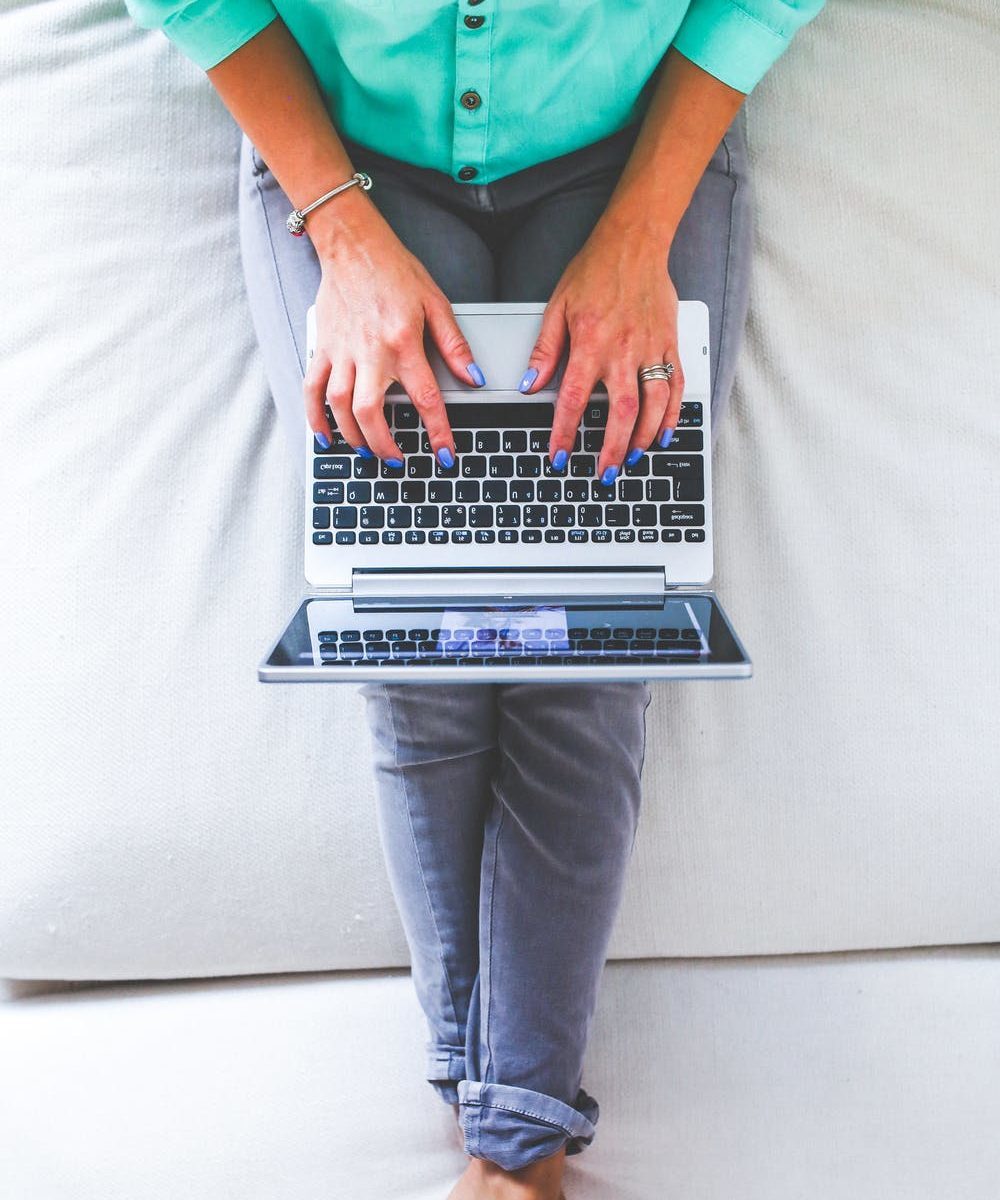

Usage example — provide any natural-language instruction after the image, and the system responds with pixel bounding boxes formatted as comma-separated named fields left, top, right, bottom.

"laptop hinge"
left=351, top=568, right=666, bottom=608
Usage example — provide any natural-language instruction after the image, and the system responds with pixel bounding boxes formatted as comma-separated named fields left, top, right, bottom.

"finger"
left=303, top=352, right=335, bottom=447
left=519, top=295, right=568, bottom=394
left=596, top=369, right=641, bottom=484
left=325, top=359, right=369, bottom=455
left=352, top=361, right=406, bottom=464
left=395, top=348, right=456, bottom=467
left=654, top=353, right=686, bottom=449
left=425, top=296, right=487, bottom=389
left=548, top=350, right=598, bottom=471
left=626, top=353, right=672, bottom=465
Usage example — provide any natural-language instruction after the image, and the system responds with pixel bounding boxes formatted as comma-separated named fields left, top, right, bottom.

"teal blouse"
left=124, top=0, right=825, bottom=184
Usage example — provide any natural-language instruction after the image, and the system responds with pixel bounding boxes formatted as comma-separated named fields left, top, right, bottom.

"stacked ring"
left=637, top=362, right=675, bottom=382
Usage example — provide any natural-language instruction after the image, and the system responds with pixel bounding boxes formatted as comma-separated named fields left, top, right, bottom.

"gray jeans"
left=238, top=110, right=752, bottom=1171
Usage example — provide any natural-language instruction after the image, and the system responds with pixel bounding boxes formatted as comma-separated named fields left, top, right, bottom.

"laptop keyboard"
left=312, top=400, right=705, bottom=547
left=315, top=623, right=707, bottom=666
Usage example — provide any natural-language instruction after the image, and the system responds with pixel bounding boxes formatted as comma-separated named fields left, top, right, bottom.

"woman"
left=124, top=3, right=824, bottom=1196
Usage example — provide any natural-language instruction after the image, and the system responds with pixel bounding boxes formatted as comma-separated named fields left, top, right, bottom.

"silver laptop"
left=259, top=300, right=751, bottom=682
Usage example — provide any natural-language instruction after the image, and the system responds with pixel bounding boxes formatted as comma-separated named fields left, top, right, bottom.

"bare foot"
left=445, top=1143, right=567, bottom=1200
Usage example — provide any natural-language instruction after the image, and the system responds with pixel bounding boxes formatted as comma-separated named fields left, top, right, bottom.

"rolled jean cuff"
left=458, top=1079, right=599, bottom=1170
left=426, top=1042, right=467, bottom=1104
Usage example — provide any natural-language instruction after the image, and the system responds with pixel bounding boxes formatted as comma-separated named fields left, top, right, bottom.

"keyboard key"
left=568, top=529, right=588, bottom=543
left=536, top=480, right=561, bottom=502
left=405, top=530, right=426, bottom=544
left=685, top=529, right=706, bottom=542
left=615, top=529, right=636, bottom=542
left=359, top=530, right=379, bottom=544
left=529, top=429, right=549, bottom=452
left=591, top=480, right=617, bottom=502
left=354, top=456, right=379, bottom=478
left=451, top=529, right=472, bottom=543
left=386, top=506, right=412, bottom=528
left=475, top=529, right=496, bottom=543
left=406, top=456, right=432, bottom=478
left=661, top=529, right=682, bottom=542
left=523, top=505, right=548, bottom=527
left=333, top=506, right=357, bottom=528
left=496, top=505, right=521, bottom=527
left=393, top=404, right=419, bottom=428
left=592, top=529, right=612, bottom=543
left=659, top=505, right=705, bottom=526
left=360, top=506, right=385, bottom=528
left=516, top=455, right=542, bottom=478
left=374, top=481, right=400, bottom=503
left=312, top=507, right=331, bottom=529
left=502, top=430, right=527, bottom=453
left=510, top=481, right=534, bottom=502
left=632, top=504, right=657, bottom=526
left=675, top=479, right=705, bottom=502
left=335, top=531, right=356, bottom=544
left=584, top=402, right=608, bottom=426
left=442, top=505, right=467, bottom=527
left=429, top=530, right=448, bottom=544
left=522, top=529, right=542, bottom=543
left=396, top=431, right=420, bottom=454
left=454, top=431, right=474, bottom=453
left=563, top=481, right=588, bottom=502
left=380, top=458, right=405, bottom=478
left=346, top=481, right=371, bottom=504
left=544, top=530, right=566, bottom=543
left=381, top=530, right=402, bottom=544
left=482, top=480, right=507, bottom=502
left=434, top=456, right=460, bottom=478
left=569, top=455, right=594, bottom=477
left=550, top=505, right=575, bottom=527
left=489, top=455, right=515, bottom=478
left=312, top=530, right=333, bottom=544
left=476, top=430, right=500, bottom=453
left=414, top=505, right=440, bottom=527
left=498, top=529, right=519, bottom=543
left=578, top=505, right=602, bottom=527
left=667, top=429, right=703, bottom=451
left=455, top=480, right=480, bottom=502
left=638, top=529, right=658, bottom=543
left=461, top=455, right=488, bottom=478
left=646, top=480, right=670, bottom=502
left=469, top=505, right=494, bottom=527
left=604, top=505, right=630, bottom=527
left=315, top=457, right=351, bottom=479
left=428, top=481, right=453, bottom=503
left=620, top=479, right=643, bottom=501
left=314, top=483, right=344, bottom=503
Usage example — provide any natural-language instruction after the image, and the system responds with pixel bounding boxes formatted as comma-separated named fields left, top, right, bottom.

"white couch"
left=1, top=0, right=998, bottom=1196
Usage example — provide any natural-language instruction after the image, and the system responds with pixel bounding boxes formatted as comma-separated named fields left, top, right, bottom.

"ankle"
left=467, top=1145, right=567, bottom=1198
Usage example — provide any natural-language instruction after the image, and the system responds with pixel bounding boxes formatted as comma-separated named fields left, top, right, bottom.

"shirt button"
left=464, top=14, right=485, bottom=26
left=458, top=166, right=478, bottom=181
left=459, top=90, right=482, bottom=110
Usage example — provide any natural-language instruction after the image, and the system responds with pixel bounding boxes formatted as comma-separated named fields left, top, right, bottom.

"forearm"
left=595, top=47, right=746, bottom=250
left=206, top=17, right=378, bottom=259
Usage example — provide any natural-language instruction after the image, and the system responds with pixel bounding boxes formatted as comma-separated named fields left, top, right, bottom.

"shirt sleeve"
left=671, top=0, right=826, bottom=95
left=122, top=0, right=279, bottom=70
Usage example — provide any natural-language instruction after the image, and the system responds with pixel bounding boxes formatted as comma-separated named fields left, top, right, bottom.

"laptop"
left=259, top=300, right=751, bottom=682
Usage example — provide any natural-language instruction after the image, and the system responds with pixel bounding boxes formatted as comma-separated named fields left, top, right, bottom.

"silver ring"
left=638, top=361, right=675, bottom=383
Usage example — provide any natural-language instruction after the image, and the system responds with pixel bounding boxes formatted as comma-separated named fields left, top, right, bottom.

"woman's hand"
left=303, top=205, right=485, bottom=464
left=519, top=219, right=683, bottom=485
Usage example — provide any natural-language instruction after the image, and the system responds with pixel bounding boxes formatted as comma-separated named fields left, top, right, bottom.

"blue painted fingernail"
left=356, top=445, right=374, bottom=458
left=625, top=448, right=643, bottom=467
left=659, top=428, right=675, bottom=449
left=385, top=457, right=404, bottom=469
left=315, top=432, right=331, bottom=449
left=551, top=448, right=568, bottom=471
left=466, top=361, right=486, bottom=387
left=518, top=367, right=538, bottom=393
left=436, top=446, right=454, bottom=468
left=601, top=466, right=619, bottom=486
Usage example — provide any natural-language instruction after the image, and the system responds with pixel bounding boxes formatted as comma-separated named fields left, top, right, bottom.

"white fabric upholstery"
left=2, top=949, right=1000, bottom=1199
left=1, top=0, right=998, bottom=982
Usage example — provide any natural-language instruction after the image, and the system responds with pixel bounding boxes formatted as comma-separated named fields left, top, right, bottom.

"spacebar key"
left=442, top=403, right=554, bottom=428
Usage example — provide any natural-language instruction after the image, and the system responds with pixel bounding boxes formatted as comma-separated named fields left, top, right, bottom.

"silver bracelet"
left=286, top=171, right=373, bottom=237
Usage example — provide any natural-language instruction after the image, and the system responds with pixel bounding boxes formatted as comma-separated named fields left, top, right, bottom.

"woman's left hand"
left=519, top=222, right=684, bottom=484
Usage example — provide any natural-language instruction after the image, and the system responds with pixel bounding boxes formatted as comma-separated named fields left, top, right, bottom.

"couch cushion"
left=1, top=0, right=998, bottom=981
left=2, top=949, right=999, bottom=1199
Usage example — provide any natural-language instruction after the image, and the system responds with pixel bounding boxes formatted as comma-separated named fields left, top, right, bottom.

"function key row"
left=313, top=528, right=706, bottom=546
left=314, top=477, right=702, bottom=506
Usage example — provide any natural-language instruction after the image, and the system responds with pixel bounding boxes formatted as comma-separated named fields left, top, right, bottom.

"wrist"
left=596, top=187, right=678, bottom=253
left=302, top=185, right=383, bottom=261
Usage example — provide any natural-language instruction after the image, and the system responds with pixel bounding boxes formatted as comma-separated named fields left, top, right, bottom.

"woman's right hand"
left=302, top=205, right=485, bottom=465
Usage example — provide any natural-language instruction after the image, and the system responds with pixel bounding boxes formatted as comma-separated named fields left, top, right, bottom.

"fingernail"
left=659, top=428, right=674, bottom=449
left=551, top=448, right=568, bottom=471
left=436, top=446, right=454, bottom=468
left=315, top=432, right=331, bottom=449
left=518, top=367, right=538, bottom=393
left=385, top=457, right=404, bottom=469
left=356, top=445, right=375, bottom=459
left=625, top=448, right=643, bottom=467
left=601, top=465, right=619, bottom=486
left=466, top=361, right=486, bottom=387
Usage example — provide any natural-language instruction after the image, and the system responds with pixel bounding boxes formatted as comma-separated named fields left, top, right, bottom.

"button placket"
left=451, top=0, right=491, bottom=183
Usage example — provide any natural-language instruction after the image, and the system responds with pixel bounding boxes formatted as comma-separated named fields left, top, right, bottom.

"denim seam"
left=252, top=157, right=306, bottom=381
left=383, top=690, right=464, bottom=1044
left=713, top=120, right=740, bottom=432
left=471, top=1100, right=582, bottom=1135
left=481, top=796, right=506, bottom=1087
